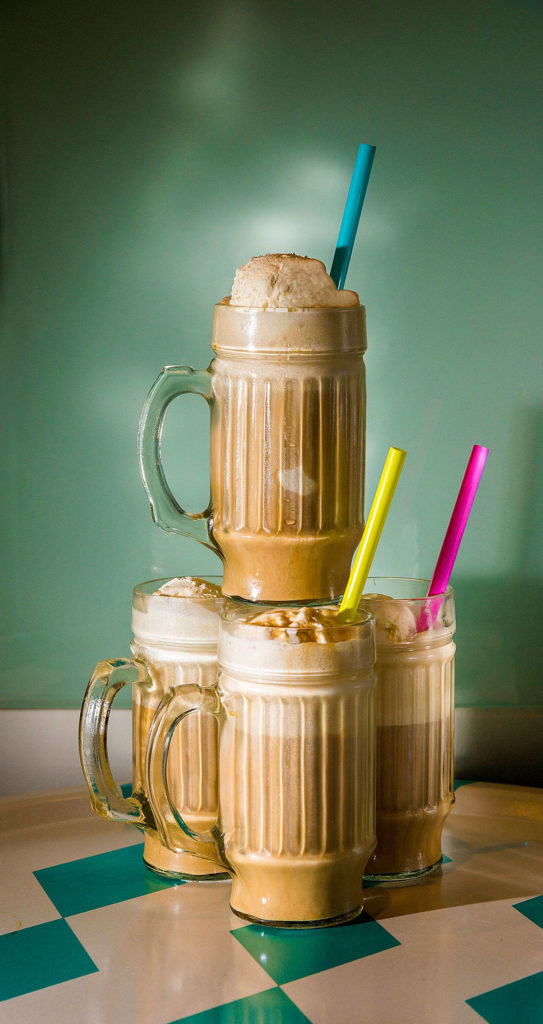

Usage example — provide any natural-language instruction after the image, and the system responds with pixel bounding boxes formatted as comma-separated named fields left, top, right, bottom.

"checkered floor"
left=1, top=782, right=543, bottom=1023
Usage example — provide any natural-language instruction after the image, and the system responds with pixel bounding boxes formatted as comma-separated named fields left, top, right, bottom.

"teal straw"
left=330, top=143, right=376, bottom=289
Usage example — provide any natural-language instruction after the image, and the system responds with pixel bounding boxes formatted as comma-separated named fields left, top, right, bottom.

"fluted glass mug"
left=138, top=302, right=367, bottom=603
left=145, top=604, right=376, bottom=927
left=360, top=578, right=456, bottom=879
left=78, top=577, right=228, bottom=880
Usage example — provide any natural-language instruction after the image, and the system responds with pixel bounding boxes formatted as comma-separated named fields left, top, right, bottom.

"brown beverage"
left=210, top=302, right=366, bottom=601
left=79, top=577, right=227, bottom=878
left=138, top=256, right=367, bottom=603
left=371, top=720, right=454, bottom=875
left=130, top=577, right=225, bottom=878
left=132, top=699, right=220, bottom=876
left=146, top=604, right=377, bottom=926
left=219, top=701, right=375, bottom=924
left=361, top=581, right=455, bottom=878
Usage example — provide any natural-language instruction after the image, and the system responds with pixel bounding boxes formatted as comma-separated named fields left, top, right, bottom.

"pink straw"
left=419, top=444, right=489, bottom=629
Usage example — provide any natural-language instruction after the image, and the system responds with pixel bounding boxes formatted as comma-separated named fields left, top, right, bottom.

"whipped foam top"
left=132, top=577, right=223, bottom=648
left=230, top=254, right=359, bottom=309
left=219, top=604, right=375, bottom=682
left=154, top=577, right=222, bottom=599
left=354, top=593, right=456, bottom=729
left=359, top=593, right=455, bottom=725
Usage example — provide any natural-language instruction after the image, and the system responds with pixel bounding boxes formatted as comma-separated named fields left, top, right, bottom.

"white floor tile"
left=1, top=885, right=270, bottom=1024
left=0, top=799, right=142, bottom=933
left=284, top=898, right=543, bottom=1024
left=65, top=884, right=270, bottom=1023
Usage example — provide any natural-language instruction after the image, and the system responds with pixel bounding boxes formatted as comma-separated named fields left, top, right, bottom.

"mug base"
left=364, top=857, right=442, bottom=884
left=143, top=833, right=230, bottom=881
left=144, top=859, right=230, bottom=882
left=230, top=902, right=364, bottom=929
left=218, top=528, right=361, bottom=605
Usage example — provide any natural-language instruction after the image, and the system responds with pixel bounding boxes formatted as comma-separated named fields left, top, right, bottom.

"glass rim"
left=133, top=576, right=224, bottom=601
left=221, top=603, right=374, bottom=633
left=215, top=298, right=363, bottom=314
left=362, top=577, right=454, bottom=604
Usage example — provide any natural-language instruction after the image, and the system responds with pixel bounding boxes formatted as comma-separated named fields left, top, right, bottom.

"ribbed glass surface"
left=368, top=638, right=455, bottom=875
left=210, top=355, right=365, bottom=600
left=131, top=649, right=218, bottom=827
left=212, top=364, right=364, bottom=534
left=219, top=685, right=375, bottom=860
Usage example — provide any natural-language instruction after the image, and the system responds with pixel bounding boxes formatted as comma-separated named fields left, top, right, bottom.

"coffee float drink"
left=131, top=577, right=225, bottom=877
left=360, top=581, right=456, bottom=878
left=146, top=603, right=377, bottom=926
left=138, top=254, right=367, bottom=603
left=79, top=576, right=227, bottom=879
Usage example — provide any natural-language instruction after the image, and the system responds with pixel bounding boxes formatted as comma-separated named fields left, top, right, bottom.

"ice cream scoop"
left=230, top=254, right=359, bottom=309
left=360, top=595, right=418, bottom=644
left=154, top=577, right=222, bottom=599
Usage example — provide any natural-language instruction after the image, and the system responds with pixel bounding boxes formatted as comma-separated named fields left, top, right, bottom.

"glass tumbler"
left=360, top=578, right=456, bottom=879
left=78, top=577, right=228, bottom=879
left=138, top=302, right=367, bottom=603
left=146, top=604, right=376, bottom=927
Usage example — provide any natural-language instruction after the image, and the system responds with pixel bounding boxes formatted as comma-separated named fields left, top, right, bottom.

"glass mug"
left=78, top=577, right=228, bottom=880
left=360, top=578, right=456, bottom=879
left=138, top=303, right=367, bottom=603
left=146, top=604, right=376, bottom=927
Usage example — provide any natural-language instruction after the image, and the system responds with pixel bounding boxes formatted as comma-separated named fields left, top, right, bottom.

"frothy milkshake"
left=360, top=581, right=455, bottom=878
left=216, top=604, right=376, bottom=925
left=138, top=254, right=367, bottom=602
left=210, top=255, right=366, bottom=602
left=130, top=577, right=226, bottom=878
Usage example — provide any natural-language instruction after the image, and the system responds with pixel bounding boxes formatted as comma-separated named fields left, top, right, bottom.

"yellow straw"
left=338, top=446, right=407, bottom=622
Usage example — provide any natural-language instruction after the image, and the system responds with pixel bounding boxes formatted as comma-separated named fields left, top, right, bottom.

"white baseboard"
left=0, top=710, right=132, bottom=797
left=455, top=706, right=543, bottom=786
left=0, top=706, right=541, bottom=797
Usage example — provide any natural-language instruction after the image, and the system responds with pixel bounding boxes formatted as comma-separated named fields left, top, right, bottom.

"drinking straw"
left=338, top=446, right=407, bottom=622
left=427, top=444, right=489, bottom=595
left=418, top=444, right=489, bottom=630
left=330, top=142, right=376, bottom=289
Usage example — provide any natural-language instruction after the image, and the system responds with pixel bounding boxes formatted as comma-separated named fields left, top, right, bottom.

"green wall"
left=2, top=0, right=542, bottom=708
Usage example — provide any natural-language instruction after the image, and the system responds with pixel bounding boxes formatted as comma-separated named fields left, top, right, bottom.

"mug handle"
left=137, top=365, right=220, bottom=552
left=78, top=657, right=152, bottom=826
left=145, top=686, right=229, bottom=871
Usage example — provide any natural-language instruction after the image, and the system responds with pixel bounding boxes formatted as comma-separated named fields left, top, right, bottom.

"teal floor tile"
left=34, top=842, right=181, bottom=917
left=169, top=987, right=311, bottom=1022
left=232, top=911, right=400, bottom=985
left=467, top=970, right=543, bottom=1023
left=513, top=894, right=543, bottom=929
left=0, top=918, right=98, bottom=1001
